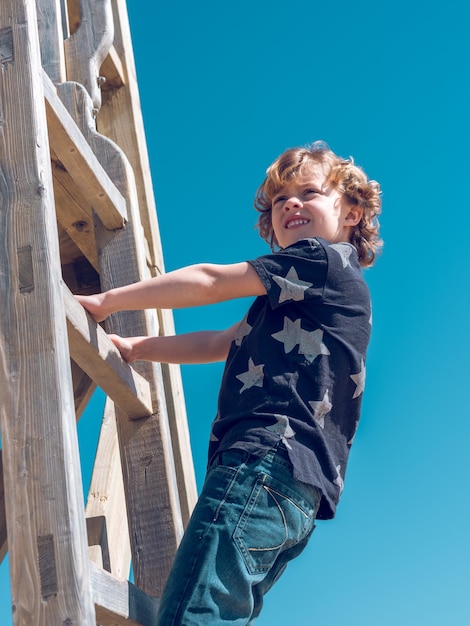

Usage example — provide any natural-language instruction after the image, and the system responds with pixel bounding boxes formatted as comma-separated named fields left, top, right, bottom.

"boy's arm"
left=76, top=262, right=265, bottom=322
left=110, top=322, right=241, bottom=364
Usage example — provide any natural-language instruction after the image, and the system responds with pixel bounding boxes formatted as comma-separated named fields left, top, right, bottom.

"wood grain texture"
left=64, top=0, right=114, bottom=110
left=52, top=156, right=100, bottom=270
left=86, top=398, right=132, bottom=579
left=58, top=80, right=184, bottom=596
left=37, top=0, right=66, bottom=83
left=44, top=71, right=127, bottom=229
left=65, top=285, right=153, bottom=419
left=1, top=0, right=197, bottom=619
left=0, top=1, right=95, bottom=623
left=101, top=0, right=197, bottom=528
left=90, top=560, right=159, bottom=625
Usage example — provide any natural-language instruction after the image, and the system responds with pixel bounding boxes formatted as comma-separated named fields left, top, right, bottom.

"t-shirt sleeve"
left=248, top=239, right=328, bottom=310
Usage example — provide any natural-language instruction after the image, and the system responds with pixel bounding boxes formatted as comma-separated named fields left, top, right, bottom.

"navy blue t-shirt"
left=208, top=237, right=371, bottom=519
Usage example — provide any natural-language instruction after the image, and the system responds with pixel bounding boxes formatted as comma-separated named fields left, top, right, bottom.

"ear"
left=344, top=205, right=363, bottom=226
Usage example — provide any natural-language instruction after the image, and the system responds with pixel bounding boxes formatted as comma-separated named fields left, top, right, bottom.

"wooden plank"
left=64, top=286, right=154, bottom=420
left=157, top=309, right=197, bottom=527
left=0, top=2, right=96, bottom=623
left=0, top=450, right=7, bottom=564
left=86, top=398, right=132, bottom=579
left=90, top=561, right=159, bottom=626
left=99, top=0, right=165, bottom=274
left=105, top=0, right=197, bottom=528
left=52, top=157, right=100, bottom=270
left=43, top=71, right=127, bottom=229
left=63, top=0, right=114, bottom=110
left=36, top=0, right=67, bottom=83
left=58, top=79, right=184, bottom=596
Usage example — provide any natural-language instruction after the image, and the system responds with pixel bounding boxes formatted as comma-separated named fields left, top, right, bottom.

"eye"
left=304, top=188, right=319, bottom=196
left=272, top=195, right=287, bottom=206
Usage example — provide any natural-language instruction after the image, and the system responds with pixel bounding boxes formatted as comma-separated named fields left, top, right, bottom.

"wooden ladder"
left=0, top=1, right=197, bottom=623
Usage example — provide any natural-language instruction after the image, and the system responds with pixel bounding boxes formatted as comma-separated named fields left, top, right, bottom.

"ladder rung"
left=64, top=286, right=153, bottom=419
left=43, top=71, right=127, bottom=230
left=90, top=561, right=159, bottom=626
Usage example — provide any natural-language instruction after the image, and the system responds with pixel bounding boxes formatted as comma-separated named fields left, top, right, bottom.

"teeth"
left=286, top=219, right=309, bottom=229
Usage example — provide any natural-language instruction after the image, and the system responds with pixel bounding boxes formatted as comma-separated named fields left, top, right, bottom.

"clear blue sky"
left=1, top=0, right=470, bottom=624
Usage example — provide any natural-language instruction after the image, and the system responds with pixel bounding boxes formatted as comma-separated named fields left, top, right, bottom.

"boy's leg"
left=157, top=446, right=321, bottom=626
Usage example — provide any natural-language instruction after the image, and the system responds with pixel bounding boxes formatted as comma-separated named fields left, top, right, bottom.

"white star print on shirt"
left=272, top=317, right=330, bottom=364
left=329, top=243, right=353, bottom=268
left=234, top=317, right=252, bottom=346
left=266, top=414, right=296, bottom=449
left=271, top=317, right=302, bottom=353
left=273, top=266, right=313, bottom=303
left=236, top=357, right=265, bottom=393
left=299, top=328, right=330, bottom=364
left=350, top=359, right=366, bottom=398
left=309, top=389, right=333, bottom=428
left=334, top=465, right=344, bottom=494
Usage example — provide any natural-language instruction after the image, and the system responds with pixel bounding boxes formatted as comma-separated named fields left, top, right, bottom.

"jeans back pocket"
left=233, top=472, right=317, bottom=575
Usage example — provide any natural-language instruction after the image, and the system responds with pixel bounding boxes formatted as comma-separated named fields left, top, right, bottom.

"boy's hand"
left=75, top=293, right=110, bottom=322
left=109, top=334, right=135, bottom=363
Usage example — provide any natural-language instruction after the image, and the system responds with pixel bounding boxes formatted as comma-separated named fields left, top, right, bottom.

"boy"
left=77, top=141, right=382, bottom=625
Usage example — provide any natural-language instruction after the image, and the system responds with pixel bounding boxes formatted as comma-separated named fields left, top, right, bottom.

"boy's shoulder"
left=254, top=237, right=360, bottom=271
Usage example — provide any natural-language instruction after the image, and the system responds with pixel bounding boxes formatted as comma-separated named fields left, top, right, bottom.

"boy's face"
left=270, top=167, right=362, bottom=249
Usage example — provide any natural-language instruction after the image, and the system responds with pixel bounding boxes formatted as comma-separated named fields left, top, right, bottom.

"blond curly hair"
left=254, top=141, right=382, bottom=268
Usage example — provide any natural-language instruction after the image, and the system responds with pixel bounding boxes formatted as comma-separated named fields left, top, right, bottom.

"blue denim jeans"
left=157, top=444, right=321, bottom=625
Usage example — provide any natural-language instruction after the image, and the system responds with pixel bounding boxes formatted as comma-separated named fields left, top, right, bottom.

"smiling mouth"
left=286, top=218, right=310, bottom=229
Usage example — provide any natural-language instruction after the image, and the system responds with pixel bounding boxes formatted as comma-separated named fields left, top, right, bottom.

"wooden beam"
left=90, top=561, right=159, bottom=626
left=43, top=71, right=127, bottom=230
left=98, top=0, right=164, bottom=273
left=57, top=79, right=184, bottom=597
left=106, top=0, right=197, bottom=530
left=37, top=0, right=67, bottom=83
left=157, top=309, right=197, bottom=527
left=64, top=286, right=153, bottom=420
left=86, top=398, right=132, bottom=579
left=63, top=0, right=114, bottom=110
left=0, top=2, right=96, bottom=622
left=52, top=156, right=99, bottom=271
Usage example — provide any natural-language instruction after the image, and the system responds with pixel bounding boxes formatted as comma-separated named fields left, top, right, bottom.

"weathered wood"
left=90, top=561, right=159, bottom=626
left=100, top=0, right=164, bottom=275
left=65, top=285, right=154, bottom=419
left=0, top=1, right=95, bottom=622
left=86, top=398, right=132, bottom=579
left=43, top=71, right=127, bottom=229
left=1, top=2, right=198, bottom=621
left=58, top=80, right=184, bottom=596
left=52, top=156, right=100, bottom=270
left=71, top=359, right=96, bottom=418
left=86, top=515, right=111, bottom=572
left=157, top=309, right=198, bottom=527
left=64, top=0, right=114, bottom=110
left=37, top=0, right=66, bottom=83
left=103, top=0, right=197, bottom=528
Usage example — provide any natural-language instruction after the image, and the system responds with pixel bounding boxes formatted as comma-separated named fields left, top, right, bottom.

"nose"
left=283, top=196, right=302, bottom=212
